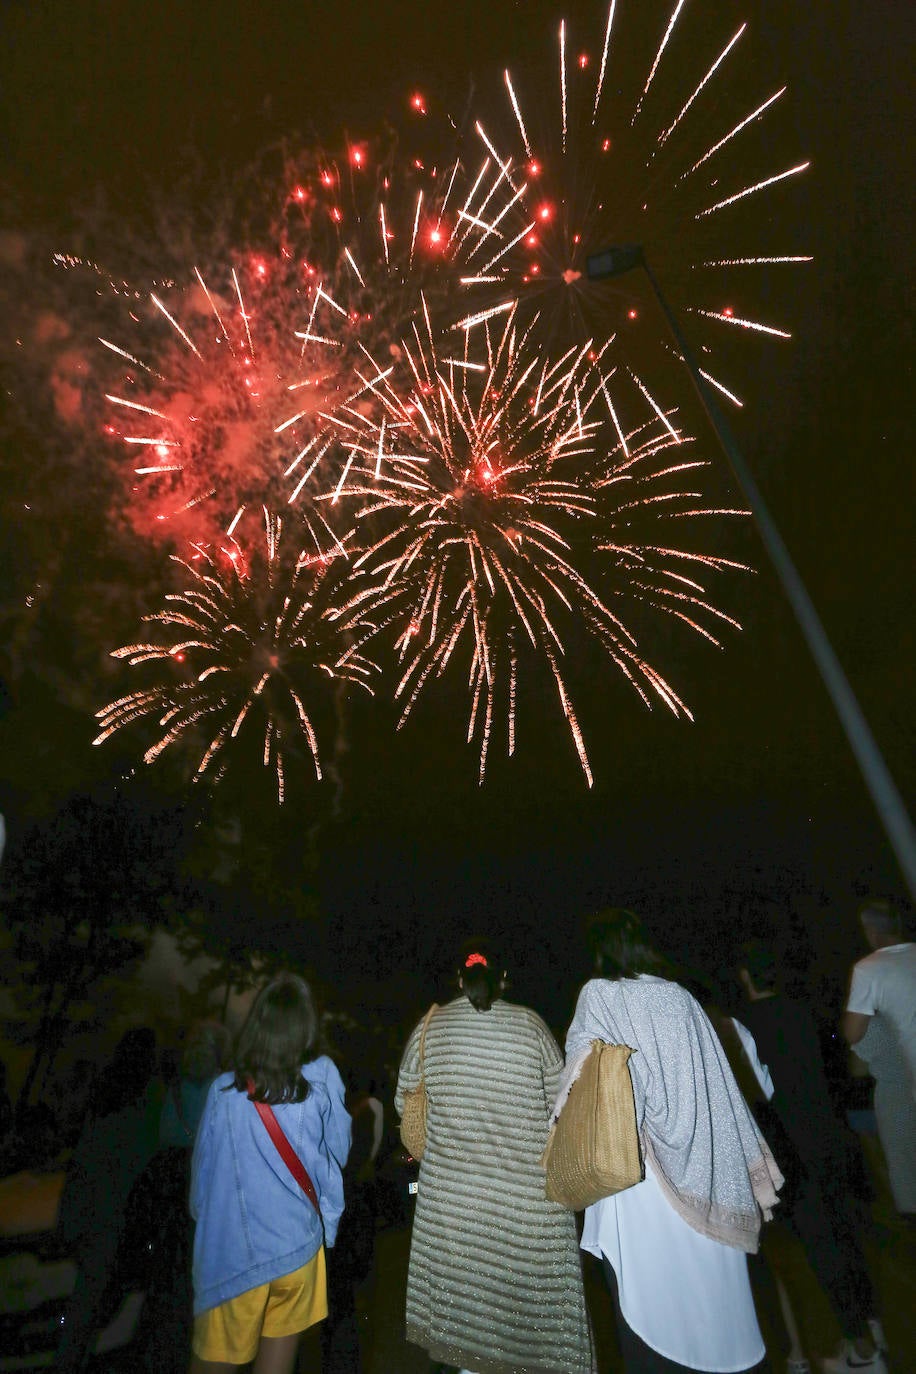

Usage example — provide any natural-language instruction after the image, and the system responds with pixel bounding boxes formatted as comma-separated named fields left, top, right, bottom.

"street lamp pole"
left=587, top=244, right=916, bottom=901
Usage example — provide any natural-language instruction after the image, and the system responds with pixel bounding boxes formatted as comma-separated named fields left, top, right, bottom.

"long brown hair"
left=233, top=974, right=318, bottom=1104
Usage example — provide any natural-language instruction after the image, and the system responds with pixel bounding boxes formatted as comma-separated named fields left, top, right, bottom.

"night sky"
left=1, top=0, right=913, bottom=1008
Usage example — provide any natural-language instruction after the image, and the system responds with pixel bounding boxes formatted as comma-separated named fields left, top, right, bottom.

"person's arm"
left=564, top=980, right=607, bottom=1061
left=842, top=1010, right=871, bottom=1046
left=321, top=1059, right=353, bottom=1170
left=311, top=1075, right=350, bottom=1247
left=533, top=1014, right=565, bottom=1112
left=730, top=1018, right=775, bottom=1100
left=843, top=962, right=875, bottom=1046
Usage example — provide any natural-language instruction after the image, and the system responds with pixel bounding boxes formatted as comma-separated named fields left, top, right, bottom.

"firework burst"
left=80, top=2, right=806, bottom=797
left=99, top=251, right=364, bottom=556
left=93, top=512, right=378, bottom=801
left=454, top=0, right=811, bottom=408
left=98, top=124, right=494, bottom=555
left=319, top=304, right=741, bottom=783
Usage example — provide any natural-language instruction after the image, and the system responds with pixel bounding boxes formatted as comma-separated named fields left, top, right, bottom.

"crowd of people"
left=2, top=900, right=912, bottom=1374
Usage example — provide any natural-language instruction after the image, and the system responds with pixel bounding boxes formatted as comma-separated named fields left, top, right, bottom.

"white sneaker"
left=821, top=1343, right=888, bottom=1373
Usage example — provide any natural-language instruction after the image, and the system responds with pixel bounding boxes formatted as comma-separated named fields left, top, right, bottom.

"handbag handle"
left=417, top=1003, right=439, bottom=1071
left=247, top=1079, right=320, bottom=1215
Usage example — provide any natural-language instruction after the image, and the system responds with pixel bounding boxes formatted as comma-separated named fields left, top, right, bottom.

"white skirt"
left=581, top=1161, right=764, bottom=1372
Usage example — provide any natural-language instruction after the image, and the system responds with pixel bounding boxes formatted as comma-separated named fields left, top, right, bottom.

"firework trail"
left=317, top=303, right=741, bottom=783
left=454, top=0, right=811, bottom=409
left=588, top=411, right=750, bottom=653
left=93, top=511, right=379, bottom=801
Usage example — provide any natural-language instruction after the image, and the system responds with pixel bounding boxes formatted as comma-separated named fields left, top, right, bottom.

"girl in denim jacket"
left=190, top=975, right=351, bottom=1373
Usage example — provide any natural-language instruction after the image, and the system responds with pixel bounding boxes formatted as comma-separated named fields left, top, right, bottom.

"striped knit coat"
left=396, top=997, right=595, bottom=1374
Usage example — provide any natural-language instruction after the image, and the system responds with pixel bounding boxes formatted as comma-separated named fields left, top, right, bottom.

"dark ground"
left=86, top=1172, right=915, bottom=1373
left=1, top=1152, right=913, bottom=1372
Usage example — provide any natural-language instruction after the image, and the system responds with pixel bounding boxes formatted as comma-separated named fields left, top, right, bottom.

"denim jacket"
left=190, top=1056, right=351, bottom=1313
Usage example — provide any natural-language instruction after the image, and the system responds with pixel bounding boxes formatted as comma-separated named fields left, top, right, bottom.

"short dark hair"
left=234, top=974, right=318, bottom=1104
left=588, top=909, right=670, bottom=980
left=458, top=940, right=505, bottom=1012
left=858, top=899, right=902, bottom=937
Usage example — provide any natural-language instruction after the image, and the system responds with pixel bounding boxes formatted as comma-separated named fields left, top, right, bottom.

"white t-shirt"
left=847, top=943, right=916, bottom=1084
left=581, top=1160, right=765, bottom=1372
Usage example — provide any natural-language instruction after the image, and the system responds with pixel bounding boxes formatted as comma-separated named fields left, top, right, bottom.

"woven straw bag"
left=542, top=1039, right=642, bottom=1210
left=399, top=1003, right=438, bottom=1160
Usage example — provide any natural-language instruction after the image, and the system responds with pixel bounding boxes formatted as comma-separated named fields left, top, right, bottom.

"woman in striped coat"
left=396, top=944, right=595, bottom=1374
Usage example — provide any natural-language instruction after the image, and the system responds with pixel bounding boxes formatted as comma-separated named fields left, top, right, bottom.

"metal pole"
left=638, top=253, right=916, bottom=901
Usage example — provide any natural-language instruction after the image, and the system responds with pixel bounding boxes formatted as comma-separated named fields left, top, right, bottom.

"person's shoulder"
left=434, top=996, right=465, bottom=1016
left=869, top=943, right=916, bottom=975
left=574, top=976, right=625, bottom=1010
left=199, top=1071, right=237, bottom=1116
left=632, top=975, right=701, bottom=1018
left=649, top=975, right=693, bottom=1002
left=881, top=942, right=916, bottom=959
left=578, top=977, right=612, bottom=1000
left=504, top=1001, right=552, bottom=1034
left=302, top=1054, right=340, bottom=1085
left=612, top=973, right=680, bottom=999
left=853, top=948, right=888, bottom=973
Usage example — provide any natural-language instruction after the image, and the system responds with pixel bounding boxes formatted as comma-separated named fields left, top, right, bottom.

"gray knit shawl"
left=565, top=976, right=782, bottom=1253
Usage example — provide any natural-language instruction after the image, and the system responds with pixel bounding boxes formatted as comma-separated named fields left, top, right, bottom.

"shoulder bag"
left=398, top=1003, right=438, bottom=1160
left=541, top=1039, right=642, bottom=1210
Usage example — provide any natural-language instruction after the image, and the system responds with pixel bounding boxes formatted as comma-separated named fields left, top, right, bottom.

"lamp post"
left=587, top=244, right=916, bottom=900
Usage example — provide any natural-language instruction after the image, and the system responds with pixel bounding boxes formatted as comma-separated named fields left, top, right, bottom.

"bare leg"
left=253, top=1331, right=302, bottom=1374
left=773, top=1274, right=805, bottom=1363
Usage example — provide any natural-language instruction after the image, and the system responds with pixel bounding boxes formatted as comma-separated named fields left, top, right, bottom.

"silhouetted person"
left=842, top=900, right=916, bottom=1219
left=159, top=1020, right=233, bottom=1149
left=732, top=941, right=886, bottom=1374
left=56, top=1026, right=162, bottom=1374
left=320, top=1063, right=382, bottom=1374
left=132, top=1020, right=232, bottom=1373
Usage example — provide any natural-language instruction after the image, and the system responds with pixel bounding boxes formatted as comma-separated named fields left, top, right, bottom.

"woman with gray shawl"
left=563, top=913, right=781, bottom=1374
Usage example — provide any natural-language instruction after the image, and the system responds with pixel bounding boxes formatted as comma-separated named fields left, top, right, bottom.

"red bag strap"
left=247, top=1079, right=320, bottom=1215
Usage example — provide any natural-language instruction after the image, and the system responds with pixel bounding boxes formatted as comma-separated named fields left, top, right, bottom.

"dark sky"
left=1, top=0, right=913, bottom=994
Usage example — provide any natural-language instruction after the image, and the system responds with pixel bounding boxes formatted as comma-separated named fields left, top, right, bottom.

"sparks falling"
left=453, top=0, right=811, bottom=408
left=101, top=254, right=362, bottom=555
left=315, top=305, right=743, bottom=783
left=93, top=512, right=379, bottom=801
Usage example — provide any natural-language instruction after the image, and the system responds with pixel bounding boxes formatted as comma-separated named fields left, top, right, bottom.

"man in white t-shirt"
left=842, top=900, right=916, bottom=1217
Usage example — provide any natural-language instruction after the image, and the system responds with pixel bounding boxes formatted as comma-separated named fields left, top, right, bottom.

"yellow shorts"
left=192, top=1247, right=327, bottom=1364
